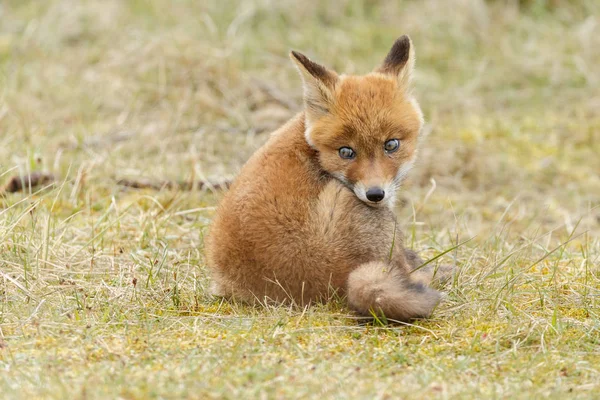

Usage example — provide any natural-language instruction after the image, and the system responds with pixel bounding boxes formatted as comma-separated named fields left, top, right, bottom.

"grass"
left=1, top=0, right=599, bottom=398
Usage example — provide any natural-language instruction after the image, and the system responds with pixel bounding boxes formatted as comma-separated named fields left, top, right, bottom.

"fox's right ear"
left=290, top=51, right=338, bottom=118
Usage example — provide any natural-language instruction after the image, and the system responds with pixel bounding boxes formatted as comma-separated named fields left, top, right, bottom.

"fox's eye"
left=338, top=147, right=356, bottom=160
left=384, top=139, right=400, bottom=153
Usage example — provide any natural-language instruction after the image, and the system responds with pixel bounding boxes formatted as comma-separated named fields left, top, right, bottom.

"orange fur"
left=206, top=36, right=446, bottom=321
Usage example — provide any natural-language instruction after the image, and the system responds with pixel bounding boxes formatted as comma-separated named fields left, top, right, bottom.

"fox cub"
left=206, top=36, right=448, bottom=321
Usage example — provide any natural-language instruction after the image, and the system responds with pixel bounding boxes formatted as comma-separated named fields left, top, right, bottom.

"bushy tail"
left=347, top=262, right=441, bottom=322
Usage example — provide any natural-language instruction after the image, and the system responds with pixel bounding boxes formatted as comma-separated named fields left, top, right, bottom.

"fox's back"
left=209, top=113, right=325, bottom=247
left=206, top=114, right=329, bottom=300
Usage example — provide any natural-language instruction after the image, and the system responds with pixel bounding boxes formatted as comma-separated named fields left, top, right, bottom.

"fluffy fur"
left=206, top=35, right=449, bottom=321
left=347, top=262, right=441, bottom=321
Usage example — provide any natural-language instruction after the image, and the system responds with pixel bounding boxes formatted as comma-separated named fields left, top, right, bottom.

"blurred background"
left=1, top=0, right=598, bottom=237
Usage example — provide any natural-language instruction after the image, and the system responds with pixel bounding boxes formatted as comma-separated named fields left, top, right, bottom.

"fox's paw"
left=209, top=280, right=227, bottom=297
left=429, top=264, right=455, bottom=288
left=410, top=263, right=456, bottom=289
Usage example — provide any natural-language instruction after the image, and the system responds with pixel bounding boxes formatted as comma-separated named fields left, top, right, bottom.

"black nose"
left=365, top=187, right=385, bottom=202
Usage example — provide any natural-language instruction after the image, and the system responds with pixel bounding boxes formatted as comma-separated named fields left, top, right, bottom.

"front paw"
left=410, top=263, right=455, bottom=288
left=429, top=264, right=455, bottom=288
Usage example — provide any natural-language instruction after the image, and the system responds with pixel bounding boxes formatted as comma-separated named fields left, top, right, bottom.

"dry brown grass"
left=1, top=0, right=599, bottom=398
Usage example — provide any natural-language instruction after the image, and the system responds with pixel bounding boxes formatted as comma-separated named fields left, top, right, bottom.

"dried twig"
left=116, top=178, right=231, bottom=191
left=0, top=173, right=55, bottom=195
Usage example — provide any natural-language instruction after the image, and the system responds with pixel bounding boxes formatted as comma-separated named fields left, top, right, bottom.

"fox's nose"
left=366, top=187, right=385, bottom=202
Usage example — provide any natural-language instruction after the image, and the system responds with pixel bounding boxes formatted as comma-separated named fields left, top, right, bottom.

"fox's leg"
left=346, top=261, right=441, bottom=322
left=403, top=249, right=454, bottom=288
left=403, top=248, right=423, bottom=270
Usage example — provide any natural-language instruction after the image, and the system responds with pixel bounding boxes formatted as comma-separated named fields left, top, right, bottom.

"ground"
left=1, top=0, right=599, bottom=398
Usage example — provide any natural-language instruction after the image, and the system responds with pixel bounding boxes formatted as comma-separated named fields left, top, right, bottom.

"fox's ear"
left=376, top=35, right=415, bottom=89
left=290, top=51, right=338, bottom=117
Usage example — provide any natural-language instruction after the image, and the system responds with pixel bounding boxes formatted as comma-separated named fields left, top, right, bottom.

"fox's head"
left=291, top=35, right=424, bottom=208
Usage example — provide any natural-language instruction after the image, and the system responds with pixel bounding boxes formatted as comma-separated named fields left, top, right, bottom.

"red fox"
left=206, top=36, right=449, bottom=321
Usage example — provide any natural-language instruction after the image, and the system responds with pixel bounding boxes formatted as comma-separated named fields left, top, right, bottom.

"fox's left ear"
left=290, top=51, right=338, bottom=118
left=376, top=35, right=415, bottom=89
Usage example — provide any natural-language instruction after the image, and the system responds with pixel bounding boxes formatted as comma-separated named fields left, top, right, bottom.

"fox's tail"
left=346, top=262, right=441, bottom=322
